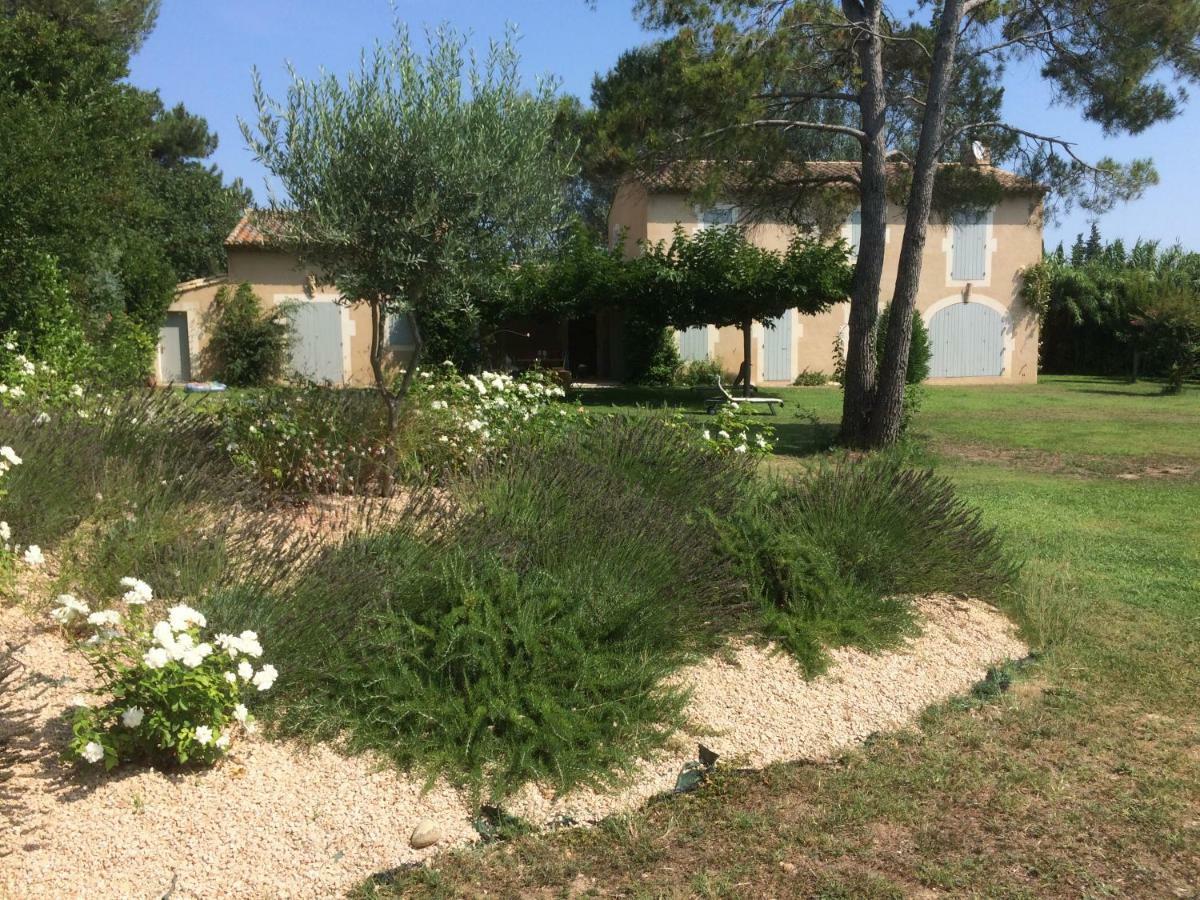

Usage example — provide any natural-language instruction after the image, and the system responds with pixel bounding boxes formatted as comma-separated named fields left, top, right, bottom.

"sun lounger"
left=704, top=376, right=783, bottom=415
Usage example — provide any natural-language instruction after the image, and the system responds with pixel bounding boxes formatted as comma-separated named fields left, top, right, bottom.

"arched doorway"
left=927, top=300, right=1005, bottom=377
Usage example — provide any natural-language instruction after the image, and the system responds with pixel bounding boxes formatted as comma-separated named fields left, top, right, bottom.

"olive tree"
left=242, top=25, right=574, bottom=436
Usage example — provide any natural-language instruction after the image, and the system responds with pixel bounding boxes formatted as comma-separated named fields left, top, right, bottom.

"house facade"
left=607, top=161, right=1046, bottom=384
left=158, top=217, right=415, bottom=386
left=159, top=161, right=1043, bottom=387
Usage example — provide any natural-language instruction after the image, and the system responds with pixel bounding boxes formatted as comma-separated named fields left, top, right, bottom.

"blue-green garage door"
left=288, top=301, right=344, bottom=384
left=928, top=301, right=1004, bottom=377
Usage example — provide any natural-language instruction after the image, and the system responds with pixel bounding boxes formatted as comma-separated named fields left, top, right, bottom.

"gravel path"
left=1, top=595, right=1025, bottom=899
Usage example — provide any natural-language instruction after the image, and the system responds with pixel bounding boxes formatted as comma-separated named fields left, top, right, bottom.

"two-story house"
left=606, top=160, right=1045, bottom=384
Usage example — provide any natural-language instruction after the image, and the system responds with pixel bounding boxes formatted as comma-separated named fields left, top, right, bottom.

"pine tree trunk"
left=867, top=0, right=967, bottom=447
left=838, top=0, right=889, bottom=447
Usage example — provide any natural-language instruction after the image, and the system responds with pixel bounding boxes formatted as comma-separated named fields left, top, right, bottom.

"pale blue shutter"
left=848, top=208, right=862, bottom=256
left=951, top=210, right=988, bottom=280
left=762, top=311, right=793, bottom=381
left=678, top=326, right=710, bottom=361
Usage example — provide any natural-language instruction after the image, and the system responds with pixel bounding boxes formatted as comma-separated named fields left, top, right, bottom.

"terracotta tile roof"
left=636, top=160, right=1046, bottom=194
left=225, top=212, right=292, bottom=248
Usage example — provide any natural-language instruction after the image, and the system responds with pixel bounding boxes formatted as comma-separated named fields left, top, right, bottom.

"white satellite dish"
left=971, top=140, right=987, bottom=163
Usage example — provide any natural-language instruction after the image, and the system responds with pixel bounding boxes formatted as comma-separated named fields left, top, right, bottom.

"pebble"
left=409, top=819, right=442, bottom=849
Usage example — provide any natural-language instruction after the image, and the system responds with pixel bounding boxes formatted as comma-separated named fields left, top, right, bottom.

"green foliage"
left=93, top=312, right=155, bottom=385
left=875, top=305, right=931, bottom=384
left=220, top=385, right=394, bottom=495
left=1136, top=284, right=1200, bottom=393
left=205, top=283, right=291, bottom=387
left=792, top=369, right=829, bottom=386
left=624, top=318, right=682, bottom=386
left=0, top=239, right=89, bottom=375
left=718, top=454, right=1017, bottom=674
left=1023, top=231, right=1200, bottom=376
left=0, top=391, right=244, bottom=599
left=62, top=592, right=273, bottom=770
left=207, top=415, right=754, bottom=802
left=676, top=358, right=726, bottom=387
left=0, top=4, right=246, bottom=376
left=243, top=24, right=574, bottom=416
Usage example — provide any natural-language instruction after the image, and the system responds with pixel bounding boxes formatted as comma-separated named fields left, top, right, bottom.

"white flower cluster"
left=423, top=365, right=571, bottom=461
left=0, top=443, right=42, bottom=566
left=63, top=578, right=277, bottom=767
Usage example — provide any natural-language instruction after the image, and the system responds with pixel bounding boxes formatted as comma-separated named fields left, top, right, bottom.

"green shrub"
left=624, top=315, right=681, bottom=386
left=207, top=414, right=753, bottom=801
left=674, top=358, right=724, bottom=387
left=719, top=454, right=1016, bottom=674
left=1137, top=284, right=1200, bottom=394
left=876, top=305, right=932, bottom=384
left=205, top=283, right=292, bottom=387
left=91, top=312, right=156, bottom=385
left=792, top=369, right=829, bottom=386
left=219, top=384, right=397, bottom=495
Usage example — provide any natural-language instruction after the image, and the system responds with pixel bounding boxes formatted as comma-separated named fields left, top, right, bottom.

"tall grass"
left=720, top=453, right=1018, bottom=673
left=0, top=392, right=252, bottom=603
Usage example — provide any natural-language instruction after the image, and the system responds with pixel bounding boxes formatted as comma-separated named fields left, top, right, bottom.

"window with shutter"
left=848, top=208, right=862, bottom=256
left=951, top=209, right=989, bottom=281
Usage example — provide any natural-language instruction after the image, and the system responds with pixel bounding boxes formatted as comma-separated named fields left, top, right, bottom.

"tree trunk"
left=839, top=0, right=889, bottom=447
left=368, top=300, right=423, bottom=496
left=866, top=0, right=968, bottom=447
left=742, top=316, right=753, bottom=397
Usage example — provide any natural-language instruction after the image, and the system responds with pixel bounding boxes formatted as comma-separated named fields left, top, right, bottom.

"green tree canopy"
left=242, top=24, right=576, bottom=435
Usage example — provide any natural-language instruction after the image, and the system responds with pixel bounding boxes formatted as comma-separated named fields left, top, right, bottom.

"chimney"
left=965, top=141, right=991, bottom=166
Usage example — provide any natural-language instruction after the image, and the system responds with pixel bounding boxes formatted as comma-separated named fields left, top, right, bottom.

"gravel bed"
left=1, top=594, right=1025, bottom=898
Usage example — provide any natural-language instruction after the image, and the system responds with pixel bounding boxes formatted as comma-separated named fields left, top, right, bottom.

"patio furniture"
left=704, top=375, right=783, bottom=415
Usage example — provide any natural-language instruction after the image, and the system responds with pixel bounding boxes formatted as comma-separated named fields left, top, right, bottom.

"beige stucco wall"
left=165, top=249, right=411, bottom=386
left=610, top=183, right=1043, bottom=385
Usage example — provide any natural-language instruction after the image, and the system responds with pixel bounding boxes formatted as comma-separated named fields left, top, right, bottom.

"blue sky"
left=128, top=0, right=1200, bottom=251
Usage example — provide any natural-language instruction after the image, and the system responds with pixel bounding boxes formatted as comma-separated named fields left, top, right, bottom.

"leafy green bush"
left=219, top=384, right=397, bottom=494
left=719, top=454, right=1016, bottom=674
left=57, top=583, right=275, bottom=769
left=1136, top=284, right=1200, bottom=393
left=205, top=283, right=292, bottom=387
left=674, top=358, right=724, bottom=387
left=876, top=305, right=932, bottom=384
left=624, top=316, right=682, bottom=386
left=792, top=369, right=830, bottom=386
left=207, top=414, right=753, bottom=801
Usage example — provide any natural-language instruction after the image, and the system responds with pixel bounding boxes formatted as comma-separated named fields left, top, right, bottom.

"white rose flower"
left=237, top=660, right=254, bottom=681
left=22, top=545, right=44, bottom=566
left=81, top=741, right=105, bottom=764
left=70, top=384, right=84, bottom=398
left=251, top=664, right=278, bottom=692
left=121, top=707, right=144, bottom=728
left=142, top=646, right=170, bottom=669
left=0, top=521, right=9, bottom=542
left=233, top=703, right=249, bottom=723
left=167, top=604, right=206, bottom=632
left=193, top=725, right=214, bottom=746
left=734, top=444, right=748, bottom=453
left=50, top=594, right=90, bottom=624
left=224, top=671, right=237, bottom=684
left=119, top=577, right=153, bottom=605
left=86, top=610, right=122, bottom=627
left=34, top=411, right=50, bottom=425
left=8, top=385, right=23, bottom=399
left=215, top=731, right=230, bottom=750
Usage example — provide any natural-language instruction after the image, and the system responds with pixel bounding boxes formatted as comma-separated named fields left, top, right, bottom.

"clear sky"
left=127, top=0, right=1200, bottom=251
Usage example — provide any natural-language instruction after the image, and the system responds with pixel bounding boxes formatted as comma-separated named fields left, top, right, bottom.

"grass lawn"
left=368, top=376, right=1200, bottom=898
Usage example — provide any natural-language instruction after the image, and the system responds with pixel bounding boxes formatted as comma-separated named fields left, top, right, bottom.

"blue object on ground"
left=183, top=381, right=227, bottom=393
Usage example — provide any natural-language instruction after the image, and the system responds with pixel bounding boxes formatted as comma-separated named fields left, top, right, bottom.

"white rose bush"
left=700, top=405, right=775, bottom=457
left=58, top=578, right=276, bottom=769
left=415, top=362, right=575, bottom=470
